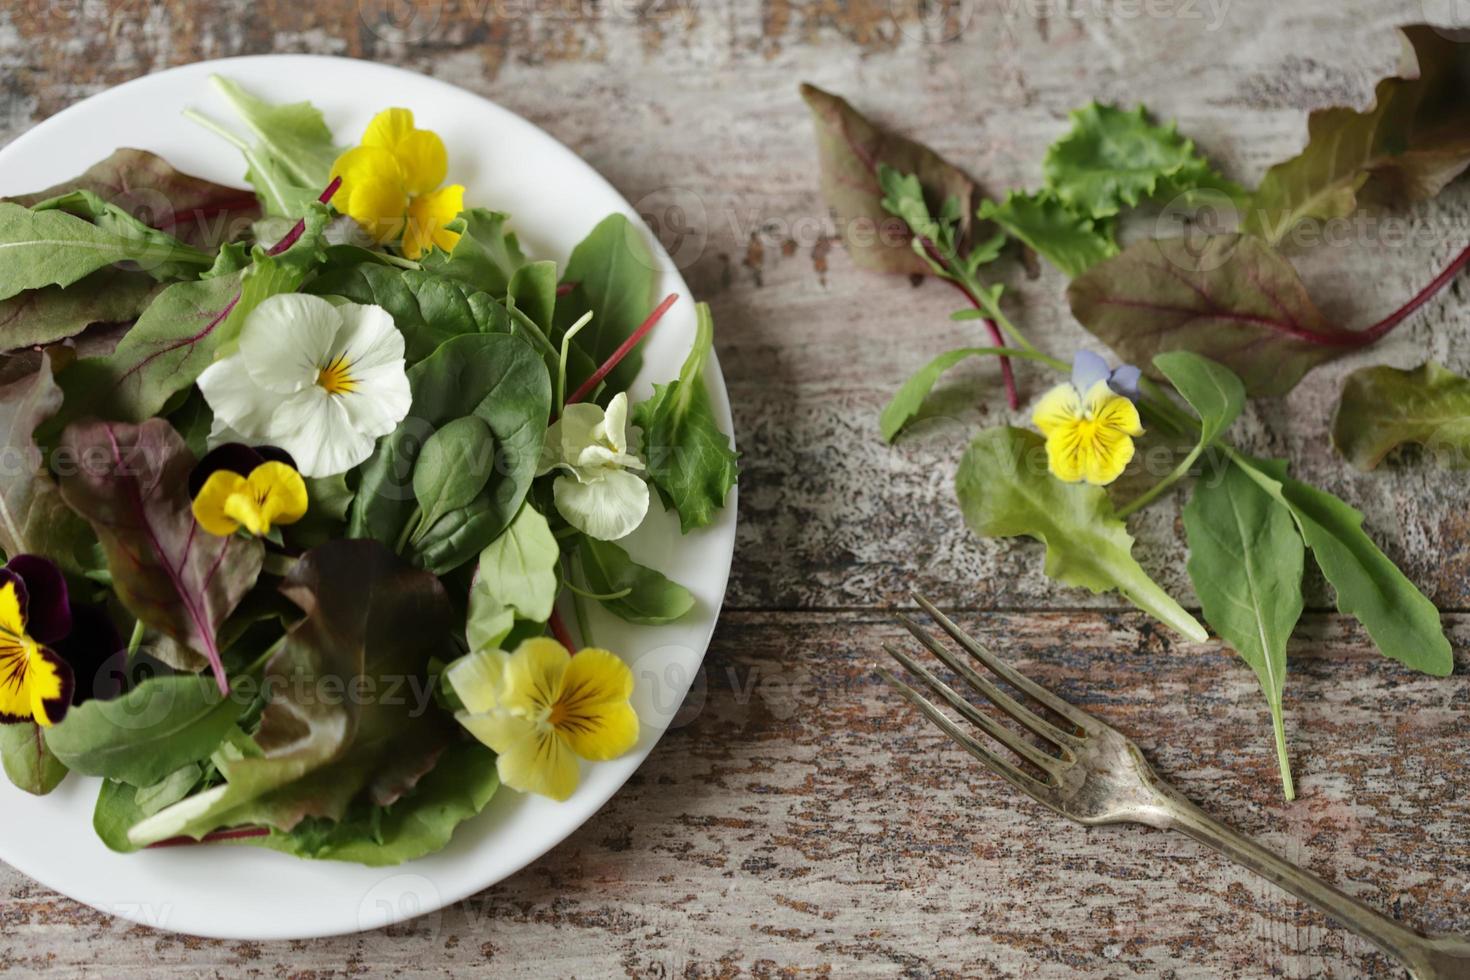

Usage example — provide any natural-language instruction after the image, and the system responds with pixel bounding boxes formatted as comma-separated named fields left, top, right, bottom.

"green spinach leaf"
left=467, top=504, right=560, bottom=651
left=352, top=333, right=551, bottom=575
left=553, top=214, right=657, bottom=399
left=413, top=416, right=497, bottom=540
left=419, top=209, right=527, bottom=296
left=0, top=721, right=68, bottom=796
left=577, top=536, right=695, bottom=626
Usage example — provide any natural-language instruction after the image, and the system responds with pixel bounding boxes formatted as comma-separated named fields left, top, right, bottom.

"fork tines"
left=880, top=595, right=1088, bottom=793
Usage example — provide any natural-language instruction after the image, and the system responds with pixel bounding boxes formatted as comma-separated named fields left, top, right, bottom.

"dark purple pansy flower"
left=0, top=554, right=124, bottom=728
left=187, top=443, right=298, bottom=499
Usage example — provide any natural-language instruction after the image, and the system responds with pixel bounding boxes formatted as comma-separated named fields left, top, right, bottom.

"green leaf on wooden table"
left=242, top=740, right=498, bottom=866
left=0, top=353, right=98, bottom=576
left=880, top=346, right=1018, bottom=443
left=195, top=75, right=341, bottom=217
left=1153, top=350, right=1246, bottom=458
left=4, top=147, right=261, bottom=250
left=56, top=419, right=264, bottom=690
left=1, top=721, right=69, bottom=796
left=412, top=416, right=497, bottom=542
left=1246, top=26, right=1470, bottom=244
left=29, top=190, right=217, bottom=281
left=577, top=535, right=696, bottom=626
left=955, top=426, right=1207, bottom=641
left=46, top=673, right=247, bottom=787
left=351, top=333, right=551, bottom=576
left=1231, top=456, right=1453, bottom=676
left=1044, top=103, right=1214, bottom=218
left=128, top=540, right=459, bottom=846
left=632, top=302, right=739, bottom=533
left=0, top=202, right=212, bottom=301
left=467, top=504, right=560, bottom=651
left=1183, top=460, right=1304, bottom=799
left=553, top=214, right=657, bottom=400
left=978, top=191, right=1117, bottom=277
left=308, top=262, right=512, bottom=362
left=51, top=203, right=329, bottom=427
left=1332, top=361, right=1470, bottom=470
left=0, top=269, right=158, bottom=352
left=1068, top=234, right=1363, bottom=397
left=801, top=83, right=979, bottom=277
left=419, top=209, right=528, bottom=297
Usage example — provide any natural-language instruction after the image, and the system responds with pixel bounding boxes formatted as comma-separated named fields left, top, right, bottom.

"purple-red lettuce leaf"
left=55, top=418, right=262, bottom=692
left=1247, top=25, right=1470, bottom=244
left=801, top=83, right=979, bottom=276
left=1067, top=234, right=1372, bottom=396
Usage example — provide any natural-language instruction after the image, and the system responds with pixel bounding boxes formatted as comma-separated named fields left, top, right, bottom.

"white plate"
left=0, top=55, right=736, bottom=940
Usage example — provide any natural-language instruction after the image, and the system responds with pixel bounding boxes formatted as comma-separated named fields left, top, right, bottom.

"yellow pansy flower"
left=329, top=108, right=465, bottom=259
left=192, top=461, right=309, bottom=538
left=447, top=638, right=640, bottom=802
left=0, top=559, right=74, bottom=729
left=1033, top=379, right=1144, bottom=486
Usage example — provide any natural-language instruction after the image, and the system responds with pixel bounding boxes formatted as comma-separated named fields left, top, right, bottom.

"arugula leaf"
left=955, top=427, right=1207, bottom=641
left=128, top=540, right=458, bottom=846
left=1153, top=350, right=1245, bottom=456
left=879, top=346, right=1016, bottom=443
left=1332, top=361, right=1470, bottom=470
left=978, top=191, right=1117, bottom=277
left=0, top=354, right=97, bottom=575
left=45, top=673, right=247, bottom=787
left=28, top=190, right=217, bottom=281
left=243, top=741, right=498, bottom=866
left=0, top=722, right=68, bottom=796
left=467, top=504, right=559, bottom=651
left=577, top=536, right=695, bottom=626
left=801, top=83, right=978, bottom=276
left=51, top=203, right=329, bottom=426
left=0, top=269, right=158, bottom=351
left=352, top=333, right=552, bottom=575
left=1183, top=460, right=1304, bottom=799
left=0, top=202, right=211, bottom=301
left=419, top=209, right=528, bottom=296
left=195, top=75, right=341, bottom=217
left=632, top=303, right=739, bottom=532
left=412, top=416, right=496, bottom=540
left=1231, top=456, right=1453, bottom=676
left=1044, top=103, right=1211, bottom=218
left=1247, top=26, right=1470, bottom=243
left=56, top=419, right=264, bottom=691
left=1068, top=235, right=1358, bottom=396
left=553, top=214, right=657, bottom=399
left=3, top=147, right=261, bottom=250
left=308, top=262, right=512, bottom=362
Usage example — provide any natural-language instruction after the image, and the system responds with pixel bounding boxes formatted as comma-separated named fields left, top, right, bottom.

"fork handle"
left=1151, top=787, right=1470, bottom=979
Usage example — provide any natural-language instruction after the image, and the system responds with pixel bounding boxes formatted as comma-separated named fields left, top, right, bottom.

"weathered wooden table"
left=3, top=0, right=1468, bottom=975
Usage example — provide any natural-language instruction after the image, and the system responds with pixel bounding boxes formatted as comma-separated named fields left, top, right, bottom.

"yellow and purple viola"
left=0, top=555, right=120, bottom=728
left=189, top=443, right=309, bottom=539
left=1032, top=351, right=1145, bottom=487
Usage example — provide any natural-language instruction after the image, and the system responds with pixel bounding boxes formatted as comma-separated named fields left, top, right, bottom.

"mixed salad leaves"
left=0, top=76, right=736, bottom=865
left=806, top=23, right=1467, bottom=800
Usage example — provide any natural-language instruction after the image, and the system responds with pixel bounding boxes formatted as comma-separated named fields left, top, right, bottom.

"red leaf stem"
left=264, top=177, right=341, bottom=257
left=916, top=237, right=1018, bottom=409
left=564, top=293, right=679, bottom=407
left=147, top=826, right=270, bottom=849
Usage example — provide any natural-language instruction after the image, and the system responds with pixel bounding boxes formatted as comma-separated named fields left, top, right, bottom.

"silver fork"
left=881, top=595, right=1470, bottom=980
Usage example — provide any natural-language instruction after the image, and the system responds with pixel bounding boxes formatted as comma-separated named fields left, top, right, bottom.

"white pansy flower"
left=197, top=293, right=411, bottom=478
left=538, top=392, right=649, bottom=541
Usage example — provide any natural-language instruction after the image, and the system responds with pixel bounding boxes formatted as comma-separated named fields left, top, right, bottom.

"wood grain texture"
left=2, top=0, right=1468, bottom=975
